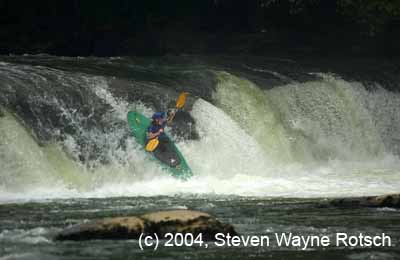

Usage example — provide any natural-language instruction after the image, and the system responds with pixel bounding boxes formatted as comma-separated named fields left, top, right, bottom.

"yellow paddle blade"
left=175, top=92, right=188, bottom=109
left=145, top=138, right=159, bottom=152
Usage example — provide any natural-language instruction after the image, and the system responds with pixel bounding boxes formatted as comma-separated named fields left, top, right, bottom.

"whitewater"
left=0, top=57, right=399, bottom=203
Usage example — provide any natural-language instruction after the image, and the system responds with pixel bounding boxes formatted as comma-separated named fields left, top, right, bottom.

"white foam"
left=0, top=227, right=52, bottom=244
left=1, top=72, right=400, bottom=203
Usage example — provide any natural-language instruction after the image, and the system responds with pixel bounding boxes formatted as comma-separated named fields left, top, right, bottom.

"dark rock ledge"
left=55, top=210, right=237, bottom=241
left=329, top=194, right=400, bottom=208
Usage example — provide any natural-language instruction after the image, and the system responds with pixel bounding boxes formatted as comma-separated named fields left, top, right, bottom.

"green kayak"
left=127, top=111, right=192, bottom=179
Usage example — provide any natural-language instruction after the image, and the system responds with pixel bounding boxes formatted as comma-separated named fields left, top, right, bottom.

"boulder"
left=55, top=210, right=237, bottom=241
left=329, top=193, right=400, bottom=208
left=55, top=216, right=145, bottom=241
left=141, top=210, right=237, bottom=240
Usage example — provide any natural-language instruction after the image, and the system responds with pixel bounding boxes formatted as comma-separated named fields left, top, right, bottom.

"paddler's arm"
left=147, top=129, right=164, bottom=139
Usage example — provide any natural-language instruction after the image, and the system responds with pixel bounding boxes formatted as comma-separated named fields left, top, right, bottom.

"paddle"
left=168, top=92, right=188, bottom=123
left=145, top=138, right=159, bottom=152
left=145, top=92, right=188, bottom=152
left=176, top=92, right=188, bottom=109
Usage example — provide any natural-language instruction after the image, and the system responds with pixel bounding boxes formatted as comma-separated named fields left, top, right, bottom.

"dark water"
left=0, top=196, right=399, bottom=260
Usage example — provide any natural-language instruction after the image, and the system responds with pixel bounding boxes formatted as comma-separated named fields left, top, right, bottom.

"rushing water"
left=0, top=55, right=399, bottom=259
left=0, top=196, right=399, bottom=260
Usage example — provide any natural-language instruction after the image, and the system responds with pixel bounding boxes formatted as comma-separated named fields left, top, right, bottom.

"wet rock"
left=55, top=210, right=237, bottom=241
left=141, top=210, right=237, bottom=240
left=329, top=194, right=400, bottom=208
left=55, top=216, right=145, bottom=241
left=169, top=110, right=199, bottom=140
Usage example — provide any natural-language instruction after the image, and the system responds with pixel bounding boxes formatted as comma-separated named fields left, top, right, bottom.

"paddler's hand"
left=167, top=110, right=176, bottom=124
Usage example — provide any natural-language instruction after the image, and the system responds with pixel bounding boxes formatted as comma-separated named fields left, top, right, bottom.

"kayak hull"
left=127, top=111, right=192, bottom=179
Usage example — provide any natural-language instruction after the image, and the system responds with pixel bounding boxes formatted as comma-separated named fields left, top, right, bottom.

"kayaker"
left=146, top=111, right=175, bottom=151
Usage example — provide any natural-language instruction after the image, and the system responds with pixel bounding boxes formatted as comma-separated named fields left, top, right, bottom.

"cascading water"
left=0, top=57, right=399, bottom=202
left=213, top=71, right=398, bottom=162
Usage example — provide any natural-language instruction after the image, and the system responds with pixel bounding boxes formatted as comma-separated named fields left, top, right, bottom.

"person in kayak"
left=146, top=111, right=175, bottom=151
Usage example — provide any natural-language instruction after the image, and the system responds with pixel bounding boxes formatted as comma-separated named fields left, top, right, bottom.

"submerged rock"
left=55, top=210, right=237, bottom=241
left=329, top=194, right=400, bottom=208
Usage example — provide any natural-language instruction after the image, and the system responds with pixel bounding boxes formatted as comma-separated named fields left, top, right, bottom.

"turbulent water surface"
left=0, top=55, right=399, bottom=259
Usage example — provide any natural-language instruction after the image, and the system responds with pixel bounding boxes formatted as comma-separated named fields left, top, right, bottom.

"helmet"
left=152, top=112, right=165, bottom=120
